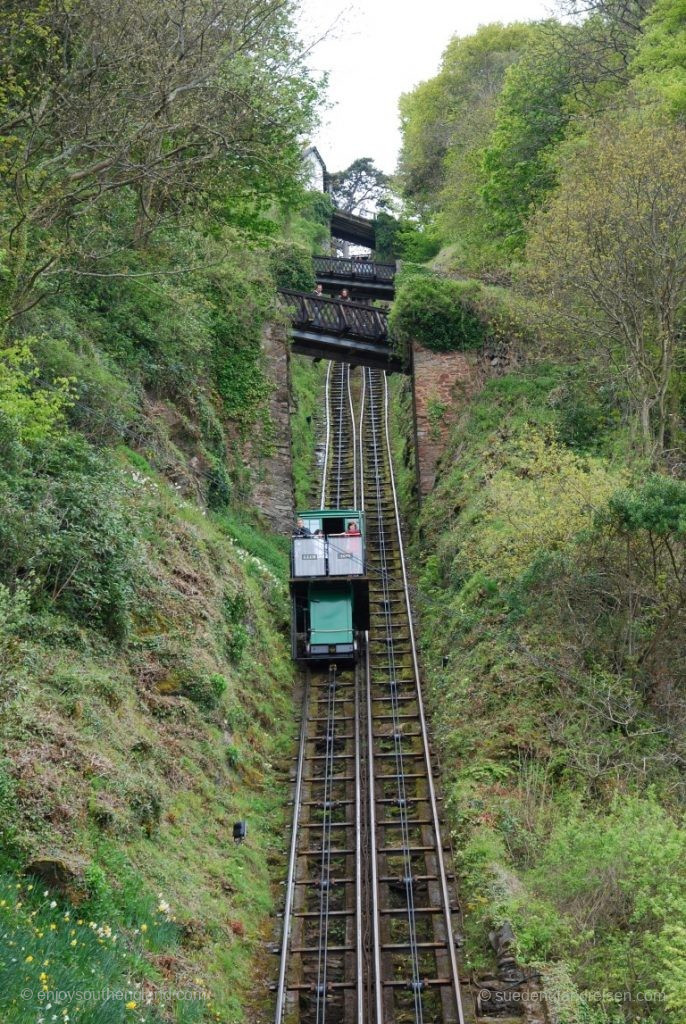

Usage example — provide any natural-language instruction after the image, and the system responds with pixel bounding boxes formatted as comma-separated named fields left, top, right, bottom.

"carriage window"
left=324, top=518, right=345, bottom=535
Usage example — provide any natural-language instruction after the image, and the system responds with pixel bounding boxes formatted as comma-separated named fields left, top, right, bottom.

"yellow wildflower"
left=25, top=955, right=33, bottom=963
left=140, top=923, right=148, bottom=933
left=125, top=1001, right=137, bottom=1010
left=70, top=939, right=77, bottom=947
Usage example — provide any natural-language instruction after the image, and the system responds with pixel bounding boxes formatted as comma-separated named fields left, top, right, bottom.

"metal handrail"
left=313, top=255, right=396, bottom=283
left=279, top=289, right=389, bottom=342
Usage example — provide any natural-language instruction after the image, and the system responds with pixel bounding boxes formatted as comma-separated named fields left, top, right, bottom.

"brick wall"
left=251, top=321, right=294, bottom=532
left=411, top=342, right=482, bottom=497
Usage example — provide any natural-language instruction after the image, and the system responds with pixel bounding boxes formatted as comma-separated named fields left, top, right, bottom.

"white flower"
left=49, top=901, right=57, bottom=909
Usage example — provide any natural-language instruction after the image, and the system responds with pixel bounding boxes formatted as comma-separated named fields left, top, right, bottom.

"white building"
left=302, top=146, right=328, bottom=193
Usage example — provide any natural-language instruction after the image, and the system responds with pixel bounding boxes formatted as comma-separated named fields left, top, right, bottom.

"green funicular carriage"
left=290, top=509, right=370, bottom=663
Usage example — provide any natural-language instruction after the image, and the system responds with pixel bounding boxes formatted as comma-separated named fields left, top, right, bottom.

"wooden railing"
left=279, top=290, right=388, bottom=342
left=313, top=255, right=396, bottom=284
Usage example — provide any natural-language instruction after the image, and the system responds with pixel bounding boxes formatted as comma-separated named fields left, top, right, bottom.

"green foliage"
left=505, top=797, right=686, bottom=1007
left=0, top=0, right=318, bottom=323
left=555, top=374, right=620, bottom=452
left=374, top=212, right=440, bottom=263
left=525, top=110, right=686, bottom=455
left=398, top=23, right=533, bottom=215
left=0, top=3, right=313, bottom=1019
left=634, top=0, right=686, bottom=114
left=0, top=342, right=73, bottom=444
left=290, top=356, right=326, bottom=508
left=269, top=240, right=315, bottom=291
left=184, top=671, right=229, bottom=711
left=32, top=336, right=137, bottom=445
left=604, top=476, right=686, bottom=536
left=402, top=361, right=686, bottom=1017
left=0, top=873, right=173, bottom=1024
left=390, top=275, right=486, bottom=353
left=0, top=435, right=135, bottom=640
left=208, top=261, right=273, bottom=430
left=328, top=157, right=389, bottom=214
left=480, top=24, right=576, bottom=252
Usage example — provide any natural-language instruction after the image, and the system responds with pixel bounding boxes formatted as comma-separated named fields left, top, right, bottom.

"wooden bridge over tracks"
left=279, top=241, right=403, bottom=372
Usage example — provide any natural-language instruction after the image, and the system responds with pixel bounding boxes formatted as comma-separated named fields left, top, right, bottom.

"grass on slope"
left=0, top=449, right=295, bottom=1024
left=411, top=365, right=686, bottom=1021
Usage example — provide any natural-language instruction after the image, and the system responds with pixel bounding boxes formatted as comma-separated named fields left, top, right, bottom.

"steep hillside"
left=392, top=5, right=686, bottom=1019
left=0, top=3, right=322, bottom=1021
left=403, top=365, right=686, bottom=1019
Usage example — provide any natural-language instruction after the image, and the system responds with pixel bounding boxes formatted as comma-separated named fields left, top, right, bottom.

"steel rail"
left=365, top=370, right=425, bottom=1021
left=354, top=655, right=364, bottom=1024
left=314, top=665, right=338, bottom=1023
left=282, top=360, right=363, bottom=1024
left=275, top=673, right=311, bottom=1024
left=320, top=362, right=332, bottom=508
left=382, top=372, right=466, bottom=1024
left=348, top=364, right=358, bottom=510
left=364, top=632, right=384, bottom=1023
left=333, top=364, right=346, bottom=507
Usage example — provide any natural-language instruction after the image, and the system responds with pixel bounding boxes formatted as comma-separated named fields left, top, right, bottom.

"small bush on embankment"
left=389, top=272, right=536, bottom=361
left=269, top=240, right=316, bottom=292
left=390, top=275, right=486, bottom=353
left=411, top=364, right=686, bottom=1020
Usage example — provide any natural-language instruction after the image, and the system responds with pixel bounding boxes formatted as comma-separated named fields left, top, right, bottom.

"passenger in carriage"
left=293, top=517, right=311, bottom=537
left=337, top=288, right=350, bottom=301
left=313, top=283, right=324, bottom=297
left=346, top=521, right=361, bottom=536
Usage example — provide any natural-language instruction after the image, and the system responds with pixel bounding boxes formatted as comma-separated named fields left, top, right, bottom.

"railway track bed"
left=275, top=365, right=471, bottom=1024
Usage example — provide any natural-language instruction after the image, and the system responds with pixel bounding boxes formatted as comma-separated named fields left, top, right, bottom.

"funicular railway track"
left=276, top=363, right=465, bottom=1024
left=360, top=369, right=465, bottom=1024
left=276, top=360, right=363, bottom=1024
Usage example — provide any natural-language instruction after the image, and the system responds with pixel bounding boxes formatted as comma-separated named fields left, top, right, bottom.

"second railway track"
left=276, top=363, right=465, bottom=1024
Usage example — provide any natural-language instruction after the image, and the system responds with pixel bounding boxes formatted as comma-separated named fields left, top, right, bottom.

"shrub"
left=0, top=435, right=136, bottom=640
left=32, top=335, right=137, bottom=445
left=269, top=240, right=315, bottom=291
left=207, top=455, right=231, bottom=509
left=375, top=211, right=441, bottom=263
left=459, top=429, right=625, bottom=582
left=603, top=475, right=686, bottom=537
left=0, top=341, right=73, bottom=444
left=390, top=275, right=486, bottom=353
left=184, top=670, right=227, bottom=710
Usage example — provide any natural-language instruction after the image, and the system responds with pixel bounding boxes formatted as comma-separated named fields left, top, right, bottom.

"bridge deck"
left=279, top=289, right=404, bottom=373
left=330, top=208, right=376, bottom=247
left=314, top=255, right=395, bottom=300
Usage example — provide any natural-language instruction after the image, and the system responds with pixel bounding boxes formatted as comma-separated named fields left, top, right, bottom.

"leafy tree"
left=634, top=0, right=686, bottom=114
left=0, top=0, right=317, bottom=328
left=479, top=15, right=635, bottom=253
left=327, top=157, right=389, bottom=215
left=525, top=111, right=686, bottom=456
left=374, top=212, right=440, bottom=263
left=0, top=342, right=73, bottom=444
left=398, top=22, right=533, bottom=261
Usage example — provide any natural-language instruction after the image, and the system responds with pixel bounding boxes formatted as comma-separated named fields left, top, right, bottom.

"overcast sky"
left=297, top=0, right=553, bottom=175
